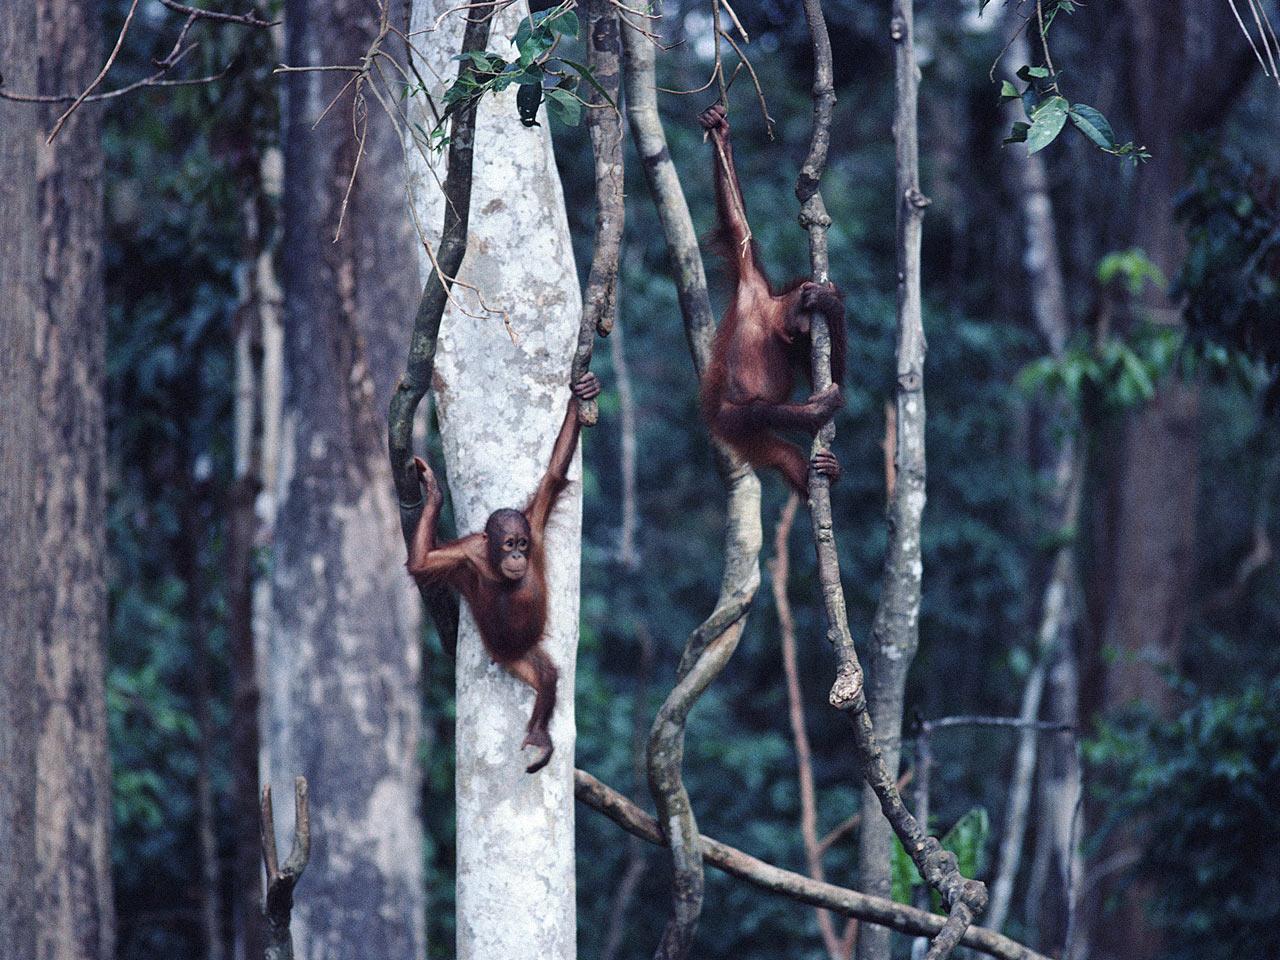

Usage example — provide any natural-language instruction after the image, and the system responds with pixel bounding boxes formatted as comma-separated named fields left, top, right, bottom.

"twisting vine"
left=795, top=2, right=988, bottom=959
left=621, top=7, right=762, bottom=959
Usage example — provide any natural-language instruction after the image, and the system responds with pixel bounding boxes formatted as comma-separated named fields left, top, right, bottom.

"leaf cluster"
left=991, top=0, right=1148, bottom=163
left=428, top=3, right=611, bottom=143
left=1175, top=152, right=1280, bottom=410
left=1087, top=682, right=1280, bottom=960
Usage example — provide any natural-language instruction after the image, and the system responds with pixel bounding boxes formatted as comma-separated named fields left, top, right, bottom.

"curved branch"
left=574, top=770, right=1051, bottom=960
left=622, top=11, right=763, bottom=960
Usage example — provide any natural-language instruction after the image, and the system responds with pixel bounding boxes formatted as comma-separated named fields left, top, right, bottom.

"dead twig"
left=260, top=778, right=310, bottom=960
left=0, top=0, right=274, bottom=140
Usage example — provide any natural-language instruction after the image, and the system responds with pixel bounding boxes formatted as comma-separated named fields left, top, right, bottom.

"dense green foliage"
left=96, top=2, right=1280, bottom=959
left=1089, top=682, right=1280, bottom=960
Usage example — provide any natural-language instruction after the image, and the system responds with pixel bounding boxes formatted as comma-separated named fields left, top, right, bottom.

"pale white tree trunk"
left=407, top=4, right=582, bottom=958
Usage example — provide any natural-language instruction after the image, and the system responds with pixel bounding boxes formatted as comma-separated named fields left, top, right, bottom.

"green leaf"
left=516, top=81, right=543, bottom=127
left=546, top=87, right=582, bottom=126
left=1000, top=80, right=1020, bottom=100
left=557, top=56, right=619, bottom=110
left=941, top=807, right=991, bottom=878
left=1003, top=121, right=1030, bottom=145
left=549, top=9, right=579, bottom=37
left=1068, top=103, right=1117, bottom=149
left=1026, top=96, right=1068, bottom=154
left=890, top=836, right=920, bottom=904
left=1017, top=64, right=1051, bottom=80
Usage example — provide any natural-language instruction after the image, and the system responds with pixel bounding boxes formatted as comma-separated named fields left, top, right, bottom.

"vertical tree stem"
left=794, top=3, right=987, bottom=959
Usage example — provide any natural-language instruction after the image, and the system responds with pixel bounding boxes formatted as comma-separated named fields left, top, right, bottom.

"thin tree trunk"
left=228, top=112, right=281, bottom=960
left=264, top=1, right=426, bottom=957
left=30, top=3, right=117, bottom=957
left=406, top=4, right=584, bottom=956
left=773, top=493, right=856, bottom=960
left=858, top=2, right=930, bottom=956
left=985, top=20, right=1081, bottom=937
left=0, top=6, right=41, bottom=957
left=599, top=314, right=651, bottom=960
left=185, top=497, right=229, bottom=960
left=1085, top=6, right=1254, bottom=956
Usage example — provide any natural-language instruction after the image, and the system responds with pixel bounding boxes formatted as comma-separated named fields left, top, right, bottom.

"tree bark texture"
left=28, top=3, right=118, bottom=958
left=265, top=2, right=426, bottom=957
left=0, top=5, right=41, bottom=958
left=407, top=4, right=583, bottom=958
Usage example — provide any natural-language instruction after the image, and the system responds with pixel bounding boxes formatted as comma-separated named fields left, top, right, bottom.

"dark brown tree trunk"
left=1084, top=5, right=1258, bottom=958
left=28, top=2, right=117, bottom=958
left=0, top=5, right=41, bottom=958
left=263, top=0, right=426, bottom=955
left=228, top=472, right=264, bottom=960
left=184, top=496, right=229, bottom=960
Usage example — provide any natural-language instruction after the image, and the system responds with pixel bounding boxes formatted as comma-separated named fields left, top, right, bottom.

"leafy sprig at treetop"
left=420, top=1, right=615, bottom=147
left=989, top=0, right=1150, bottom=163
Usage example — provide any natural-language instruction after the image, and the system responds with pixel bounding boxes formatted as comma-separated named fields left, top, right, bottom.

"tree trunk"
left=0, top=6, right=41, bottom=958
left=407, top=4, right=583, bottom=957
left=858, top=4, right=928, bottom=958
left=1083, top=6, right=1257, bottom=958
left=263, top=1, right=426, bottom=957
left=30, top=3, right=117, bottom=958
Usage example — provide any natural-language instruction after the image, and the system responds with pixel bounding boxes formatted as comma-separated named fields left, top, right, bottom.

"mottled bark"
left=265, top=1, right=426, bottom=957
left=574, top=771, right=1051, bottom=960
left=27, top=3, right=118, bottom=958
left=406, top=4, right=583, bottom=958
left=620, top=11, right=764, bottom=959
left=0, top=6, right=41, bottom=958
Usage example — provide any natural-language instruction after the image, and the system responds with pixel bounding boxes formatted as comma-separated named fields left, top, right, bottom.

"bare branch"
left=260, top=778, right=310, bottom=960
left=575, top=770, right=1052, bottom=960
left=2, top=0, right=273, bottom=141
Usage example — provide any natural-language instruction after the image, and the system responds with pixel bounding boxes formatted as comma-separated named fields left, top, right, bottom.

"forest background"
left=2, top=1, right=1278, bottom=960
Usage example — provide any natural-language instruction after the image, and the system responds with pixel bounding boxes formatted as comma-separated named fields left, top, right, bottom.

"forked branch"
left=260, top=777, right=311, bottom=960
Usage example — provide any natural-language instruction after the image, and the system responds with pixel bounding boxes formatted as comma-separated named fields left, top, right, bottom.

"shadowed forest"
left=2, top=2, right=1278, bottom=960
